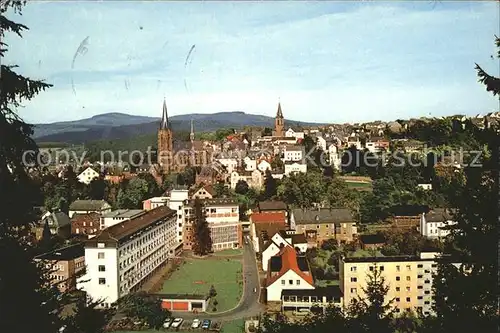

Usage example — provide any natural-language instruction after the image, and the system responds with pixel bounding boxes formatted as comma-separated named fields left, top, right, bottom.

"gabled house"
left=37, top=211, right=71, bottom=240
left=77, top=166, right=100, bottom=185
left=266, top=245, right=315, bottom=302
left=419, top=208, right=457, bottom=239
left=250, top=212, right=288, bottom=253
left=189, top=184, right=215, bottom=200
left=285, top=127, right=305, bottom=140
left=71, top=212, right=101, bottom=237
left=284, top=161, right=307, bottom=176
left=68, top=200, right=112, bottom=218
left=262, top=231, right=308, bottom=271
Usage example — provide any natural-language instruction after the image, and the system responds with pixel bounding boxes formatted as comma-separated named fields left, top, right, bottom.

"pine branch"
left=475, top=64, right=500, bottom=96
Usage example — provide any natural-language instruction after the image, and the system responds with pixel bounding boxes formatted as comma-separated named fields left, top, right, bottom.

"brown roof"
left=251, top=212, right=286, bottom=224
left=291, top=233, right=307, bottom=244
left=71, top=212, right=100, bottom=224
left=88, top=206, right=176, bottom=244
left=424, top=208, right=455, bottom=223
left=266, top=246, right=314, bottom=287
left=257, top=200, right=287, bottom=212
left=254, top=223, right=287, bottom=248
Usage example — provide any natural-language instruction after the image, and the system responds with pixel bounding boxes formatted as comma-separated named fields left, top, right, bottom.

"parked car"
left=163, top=319, right=172, bottom=328
left=171, top=318, right=183, bottom=328
left=201, top=319, right=211, bottom=329
left=191, top=319, right=201, bottom=328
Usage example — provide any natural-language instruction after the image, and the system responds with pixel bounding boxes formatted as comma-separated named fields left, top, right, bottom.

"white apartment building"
left=230, top=169, right=264, bottom=190
left=100, top=209, right=145, bottom=230
left=284, top=161, right=307, bottom=176
left=340, top=252, right=451, bottom=316
left=77, top=206, right=179, bottom=307
left=167, top=189, right=190, bottom=244
left=183, top=198, right=242, bottom=251
left=243, top=156, right=257, bottom=171
left=282, top=146, right=304, bottom=162
left=77, top=167, right=100, bottom=185
left=419, top=209, right=457, bottom=239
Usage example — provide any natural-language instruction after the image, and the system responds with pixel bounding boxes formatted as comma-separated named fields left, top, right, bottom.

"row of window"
left=350, top=263, right=437, bottom=273
left=281, top=279, right=301, bottom=286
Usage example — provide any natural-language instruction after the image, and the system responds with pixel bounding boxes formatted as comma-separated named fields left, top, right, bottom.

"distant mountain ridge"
left=33, top=111, right=322, bottom=144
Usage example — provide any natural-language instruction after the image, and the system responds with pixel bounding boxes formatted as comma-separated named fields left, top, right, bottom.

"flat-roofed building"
left=77, top=206, right=179, bottom=307
left=340, top=252, right=451, bottom=316
left=35, top=244, right=85, bottom=293
left=100, top=209, right=146, bottom=230
left=183, top=198, right=242, bottom=251
left=281, top=286, right=343, bottom=313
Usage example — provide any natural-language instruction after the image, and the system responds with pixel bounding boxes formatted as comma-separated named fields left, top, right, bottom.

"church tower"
left=157, top=98, right=173, bottom=169
left=274, top=101, right=285, bottom=137
left=190, top=118, right=195, bottom=144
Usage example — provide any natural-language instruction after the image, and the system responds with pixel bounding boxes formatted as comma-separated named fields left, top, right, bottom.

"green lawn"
left=161, top=258, right=243, bottom=313
left=346, top=181, right=373, bottom=189
left=349, top=249, right=385, bottom=258
left=213, top=248, right=243, bottom=257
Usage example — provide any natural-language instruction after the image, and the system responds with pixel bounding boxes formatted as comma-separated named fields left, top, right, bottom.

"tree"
left=191, top=198, right=212, bottom=256
left=0, top=2, right=105, bottom=332
left=234, top=179, right=249, bottom=195
left=346, top=264, right=394, bottom=333
left=262, top=169, right=277, bottom=200
left=213, top=181, right=230, bottom=197
left=116, top=292, right=170, bottom=329
left=209, top=285, right=217, bottom=298
left=423, top=36, right=499, bottom=333
left=86, top=177, right=106, bottom=200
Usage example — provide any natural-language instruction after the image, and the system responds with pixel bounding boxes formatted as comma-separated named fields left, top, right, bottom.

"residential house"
left=100, top=209, right=146, bottom=230
left=250, top=212, right=288, bottom=253
left=71, top=212, right=101, bottom=237
left=256, top=201, right=288, bottom=215
left=77, top=206, right=180, bottom=307
left=34, top=244, right=85, bottom=292
left=419, top=208, right=457, bottom=239
left=266, top=245, right=315, bottom=302
left=230, top=169, right=264, bottom=190
left=77, top=167, right=100, bottom=185
left=316, top=136, right=327, bottom=151
left=37, top=211, right=71, bottom=239
left=68, top=200, right=112, bottom=218
left=262, top=231, right=308, bottom=271
left=243, top=156, right=257, bottom=171
left=285, top=127, right=305, bottom=140
left=189, top=184, right=215, bottom=200
left=328, top=144, right=342, bottom=170
left=215, top=157, right=239, bottom=174
left=390, top=205, right=429, bottom=231
left=290, top=208, right=357, bottom=245
left=257, top=159, right=272, bottom=172
left=284, top=161, right=307, bottom=176
left=281, top=286, right=343, bottom=313
left=359, top=233, right=387, bottom=250
left=282, top=146, right=304, bottom=162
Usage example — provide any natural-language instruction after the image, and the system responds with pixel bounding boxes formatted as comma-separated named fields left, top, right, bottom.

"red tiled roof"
left=266, top=245, right=314, bottom=287
left=250, top=212, right=286, bottom=224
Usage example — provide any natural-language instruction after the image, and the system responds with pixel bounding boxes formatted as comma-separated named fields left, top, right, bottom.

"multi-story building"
left=77, top=206, right=179, bottom=307
left=419, top=208, right=457, bottom=239
left=35, top=244, right=85, bottom=292
left=71, top=212, right=101, bottom=237
left=290, top=208, right=357, bottom=245
left=142, top=197, right=169, bottom=211
left=281, top=286, right=343, bottom=313
left=100, top=209, right=146, bottom=230
left=230, top=169, right=264, bottom=190
left=182, top=198, right=242, bottom=251
left=250, top=211, right=288, bottom=253
left=340, top=252, right=445, bottom=316
left=68, top=200, right=112, bottom=218
left=77, top=166, right=100, bottom=185
left=282, top=146, right=304, bottom=162
left=284, top=161, right=307, bottom=176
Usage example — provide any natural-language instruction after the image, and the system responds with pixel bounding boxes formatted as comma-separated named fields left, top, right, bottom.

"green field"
left=161, top=258, right=243, bottom=313
left=346, top=181, right=373, bottom=188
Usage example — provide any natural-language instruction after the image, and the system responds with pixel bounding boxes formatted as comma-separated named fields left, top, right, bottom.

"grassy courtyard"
left=161, top=258, right=243, bottom=313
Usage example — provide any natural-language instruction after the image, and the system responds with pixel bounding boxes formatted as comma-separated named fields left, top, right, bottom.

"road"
left=172, top=237, right=264, bottom=321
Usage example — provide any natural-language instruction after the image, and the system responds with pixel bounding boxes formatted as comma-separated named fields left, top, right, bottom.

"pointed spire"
left=276, top=101, right=283, bottom=118
left=190, top=118, right=195, bottom=142
left=160, top=98, right=169, bottom=130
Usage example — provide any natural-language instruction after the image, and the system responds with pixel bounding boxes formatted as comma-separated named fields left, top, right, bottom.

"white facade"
left=257, top=160, right=271, bottom=172
left=284, top=162, right=307, bottom=176
left=328, top=144, right=342, bottom=170
left=419, top=214, right=456, bottom=239
left=216, top=158, right=239, bottom=173
left=417, top=184, right=433, bottom=190
left=283, top=147, right=304, bottom=162
left=143, top=197, right=169, bottom=211
left=168, top=190, right=189, bottom=243
left=243, top=156, right=257, bottom=171
left=77, top=167, right=100, bottom=185
left=316, top=137, right=327, bottom=151
left=285, top=128, right=305, bottom=140
left=230, top=170, right=263, bottom=190
left=267, top=270, right=315, bottom=302
left=77, top=209, right=178, bottom=307
left=262, top=242, right=281, bottom=271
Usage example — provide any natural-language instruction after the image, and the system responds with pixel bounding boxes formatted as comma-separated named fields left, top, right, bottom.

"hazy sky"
left=4, top=1, right=499, bottom=124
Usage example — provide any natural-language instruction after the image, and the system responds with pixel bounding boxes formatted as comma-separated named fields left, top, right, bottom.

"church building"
left=272, top=102, right=285, bottom=137
left=157, top=99, right=212, bottom=173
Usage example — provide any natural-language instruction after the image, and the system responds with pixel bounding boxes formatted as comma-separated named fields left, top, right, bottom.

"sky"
left=3, top=1, right=499, bottom=124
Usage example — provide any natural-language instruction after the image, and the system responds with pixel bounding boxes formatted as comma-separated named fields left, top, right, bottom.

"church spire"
left=276, top=101, right=283, bottom=118
left=160, top=98, right=169, bottom=130
left=190, top=118, right=195, bottom=142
